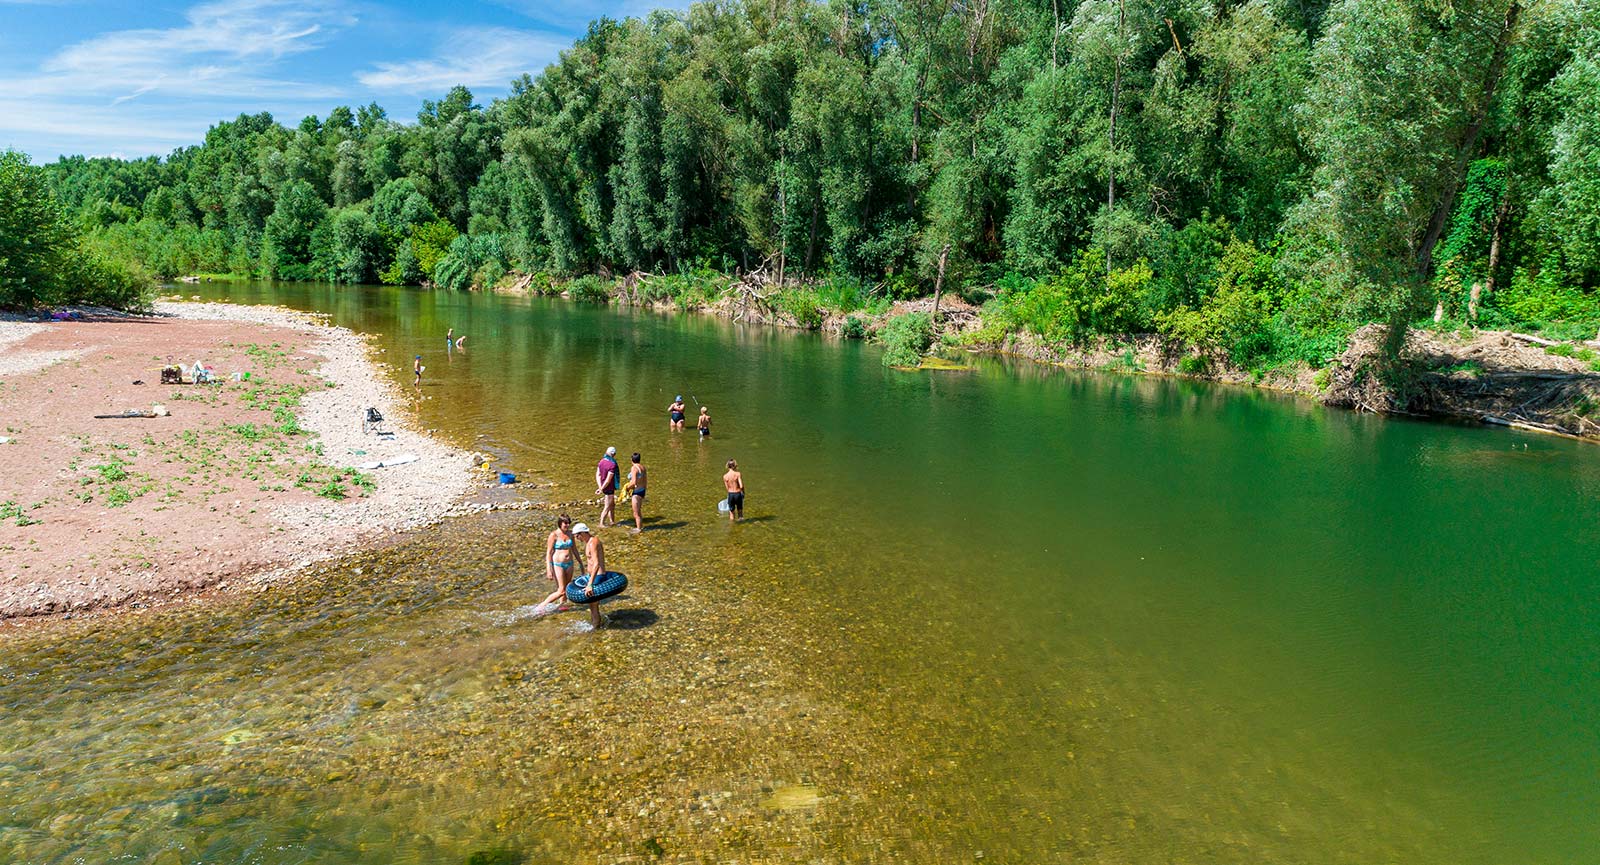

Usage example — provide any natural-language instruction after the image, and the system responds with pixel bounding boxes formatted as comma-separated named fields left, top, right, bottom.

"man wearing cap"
left=573, top=523, right=607, bottom=629
left=595, top=446, right=620, bottom=527
left=667, top=395, right=686, bottom=430
left=412, top=355, right=423, bottom=387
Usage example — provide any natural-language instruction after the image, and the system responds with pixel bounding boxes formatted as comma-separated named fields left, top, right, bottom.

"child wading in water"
left=698, top=406, right=711, bottom=438
left=412, top=355, right=423, bottom=387
left=624, top=452, right=647, bottom=533
left=723, top=459, right=744, bottom=522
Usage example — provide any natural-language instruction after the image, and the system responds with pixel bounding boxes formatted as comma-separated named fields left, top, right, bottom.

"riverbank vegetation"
left=1, top=152, right=153, bottom=310
left=19, top=0, right=1600, bottom=373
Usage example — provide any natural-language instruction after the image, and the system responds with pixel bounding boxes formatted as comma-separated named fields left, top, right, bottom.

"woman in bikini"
left=536, top=513, right=579, bottom=613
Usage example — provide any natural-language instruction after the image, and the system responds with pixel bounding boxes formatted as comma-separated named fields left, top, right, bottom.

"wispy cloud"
left=0, top=97, right=208, bottom=155
left=357, top=26, right=567, bottom=93
left=18, top=0, right=352, bottom=101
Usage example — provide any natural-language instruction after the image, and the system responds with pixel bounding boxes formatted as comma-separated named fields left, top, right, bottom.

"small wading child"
left=412, top=355, right=423, bottom=387
left=723, top=459, right=744, bottom=522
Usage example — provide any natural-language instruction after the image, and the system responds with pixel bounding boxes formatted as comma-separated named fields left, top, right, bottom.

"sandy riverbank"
left=0, top=301, right=474, bottom=619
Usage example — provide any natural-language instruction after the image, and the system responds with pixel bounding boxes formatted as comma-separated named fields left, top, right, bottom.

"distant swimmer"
left=455, top=335, right=467, bottom=349
left=535, top=513, right=578, bottom=614
left=723, top=459, right=744, bottom=522
left=668, top=396, right=686, bottom=430
left=413, top=355, right=423, bottom=387
left=624, top=452, right=647, bottom=533
left=596, top=446, right=620, bottom=527
left=575, top=523, right=607, bottom=629
left=697, top=406, right=711, bottom=439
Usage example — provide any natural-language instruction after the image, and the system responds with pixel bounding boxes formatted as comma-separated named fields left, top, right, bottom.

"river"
left=3, top=282, right=1597, bottom=864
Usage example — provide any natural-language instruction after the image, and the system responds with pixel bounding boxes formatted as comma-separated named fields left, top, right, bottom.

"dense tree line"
left=1, top=151, right=150, bottom=309
left=32, top=0, right=1600, bottom=366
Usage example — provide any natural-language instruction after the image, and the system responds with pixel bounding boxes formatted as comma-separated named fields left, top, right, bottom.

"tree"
left=1, top=151, right=79, bottom=307
left=262, top=180, right=328, bottom=280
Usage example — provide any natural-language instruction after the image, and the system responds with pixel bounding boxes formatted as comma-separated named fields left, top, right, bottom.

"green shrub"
left=76, top=248, right=154, bottom=310
left=879, top=312, right=933, bottom=367
left=524, top=271, right=558, bottom=296
left=841, top=315, right=867, bottom=339
left=882, top=272, right=921, bottom=301
left=816, top=275, right=877, bottom=313
left=1155, top=240, right=1278, bottom=367
left=776, top=289, right=824, bottom=329
left=567, top=275, right=612, bottom=303
left=1483, top=267, right=1600, bottom=338
left=1003, top=249, right=1152, bottom=344
left=1177, top=355, right=1210, bottom=375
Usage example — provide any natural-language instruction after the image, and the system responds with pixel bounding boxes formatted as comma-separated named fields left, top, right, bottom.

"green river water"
left=3, top=282, right=1598, bottom=864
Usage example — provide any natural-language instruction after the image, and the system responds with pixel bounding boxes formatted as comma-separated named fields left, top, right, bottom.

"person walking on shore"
left=668, top=396, right=686, bottom=430
left=697, top=406, right=711, bottom=439
left=412, top=355, right=423, bottom=387
left=574, top=523, right=607, bottom=629
left=535, top=514, right=578, bottom=614
left=596, top=446, right=620, bottom=527
left=624, top=452, right=647, bottom=533
left=723, top=459, right=744, bottom=522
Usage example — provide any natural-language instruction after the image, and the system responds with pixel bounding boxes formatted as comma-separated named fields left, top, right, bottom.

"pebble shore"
left=153, top=301, right=478, bottom=587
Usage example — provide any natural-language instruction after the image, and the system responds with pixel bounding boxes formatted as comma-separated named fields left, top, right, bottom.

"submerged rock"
left=760, top=784, right=821, bottom=811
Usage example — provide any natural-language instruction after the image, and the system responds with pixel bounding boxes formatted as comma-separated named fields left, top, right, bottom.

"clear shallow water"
left=3, top=282, right=1598, bottom=863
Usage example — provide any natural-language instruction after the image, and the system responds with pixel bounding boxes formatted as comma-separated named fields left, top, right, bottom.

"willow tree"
left=1297, top=0, right=1527, bottom=344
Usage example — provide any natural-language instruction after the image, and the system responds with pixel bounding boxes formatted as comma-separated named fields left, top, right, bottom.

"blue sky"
left=0, top=0, right=669, bottom=160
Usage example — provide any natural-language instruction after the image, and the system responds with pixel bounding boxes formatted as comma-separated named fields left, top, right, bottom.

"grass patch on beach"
left=0, top=500, right=42, bottom=527
left=63, top=361, right=368, bottom=513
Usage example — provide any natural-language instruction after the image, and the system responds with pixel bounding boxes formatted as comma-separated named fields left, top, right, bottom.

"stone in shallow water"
left=220, top=728, right=260, bottom=747
left=761, top=784, right=821, bottom=811
left=465, top=849, right=524, bottom=865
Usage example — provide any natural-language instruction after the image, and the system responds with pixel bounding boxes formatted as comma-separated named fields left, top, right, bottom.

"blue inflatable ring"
left=567, top=571, right=628, bottom=604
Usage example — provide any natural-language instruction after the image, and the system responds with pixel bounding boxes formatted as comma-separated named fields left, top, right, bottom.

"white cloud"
left=6, top=0, right=351, bottom=103
left=0, top=97, right=210, bottom=156
left=356, top=26, right=567, bottom=93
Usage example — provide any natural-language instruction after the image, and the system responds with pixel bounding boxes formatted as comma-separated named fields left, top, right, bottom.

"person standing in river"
left=412, top=355, right=422, bottom=387
left=595, top=446, right=620, bottom=527
left=697, top=406, right=711, bottom=439
left=723, top=459, right=744, bottom=522
left=668, top=396, right=687, bottom=430
left=623, top=452, right=647, bottom=533
left=574, top=523, right=607, bottom=629
left=446, top=327, right=454, bottom=351
left=535, top=513, right=578, bottom=614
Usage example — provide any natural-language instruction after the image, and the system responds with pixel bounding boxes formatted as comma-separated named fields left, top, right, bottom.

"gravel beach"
left=0, top=301, right=474, bottom=619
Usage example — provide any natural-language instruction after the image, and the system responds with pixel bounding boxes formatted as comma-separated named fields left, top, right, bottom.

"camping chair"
left=362, top=407, right=386, bottom=435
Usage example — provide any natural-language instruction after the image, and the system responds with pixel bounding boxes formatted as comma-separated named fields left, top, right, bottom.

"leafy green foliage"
left=567, top=275, right=612, bottom=303
left=1003, top=250, right=1153, bottom=345
left=24, top=0, right=1600, bottom=366
left=879, top=312, right=933, bottom=368
left=1156, top=240, right=1279, bottom=366
left=775, top=289, right=824, bottom=329
left=1, top=150, right=153, bottom=310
